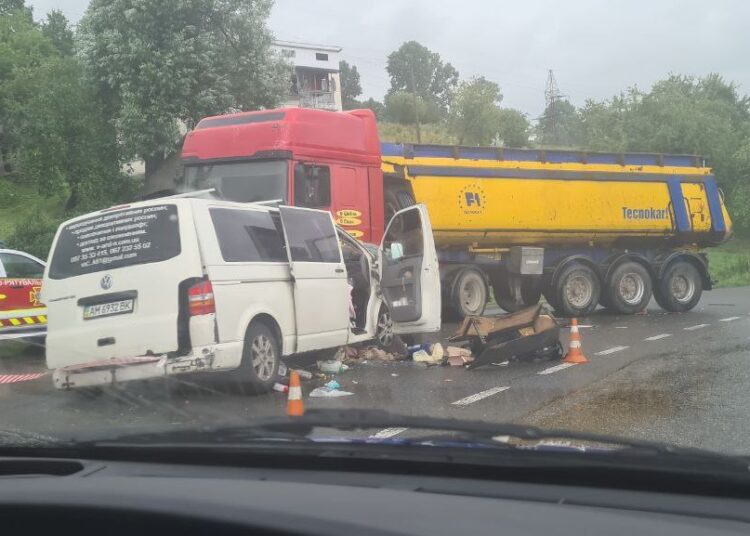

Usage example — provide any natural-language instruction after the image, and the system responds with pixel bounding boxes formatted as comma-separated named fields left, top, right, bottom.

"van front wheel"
left=240, top=322, right=279, bottom=393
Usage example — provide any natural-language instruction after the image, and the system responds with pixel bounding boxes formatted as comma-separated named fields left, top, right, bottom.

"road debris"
left=272, top=382, right=289, bottom=393
left=317, top=359, right=347, bottom=374
left=447, top=354, right=474, bottom=367
left=449, top=305, right=562, bottom=369
left=309, top=386, right=354, bottom=398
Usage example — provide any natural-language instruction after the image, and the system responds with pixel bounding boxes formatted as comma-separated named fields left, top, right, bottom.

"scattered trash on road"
left=324, top=379, right=341, bottom=390
left=272, top=382, right=289, bottom=393
left=449, top=305, right=562, bottom=369
left=309, top=386, right=354, bottom=398
left=292, top=369, right=313, bottom=380
left=318, top=359, right=346, bottom=374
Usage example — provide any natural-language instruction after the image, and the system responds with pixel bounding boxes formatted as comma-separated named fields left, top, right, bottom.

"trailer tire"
left=605, top=261, right=653, bottom=315
left=553, top=262, right=600, bottom=317
left=450, top=267, right=488, bottom=318
left=654, top=261, right=703, bottom=312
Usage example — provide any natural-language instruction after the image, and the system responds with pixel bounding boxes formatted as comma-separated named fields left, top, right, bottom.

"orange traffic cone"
left=563, top=318, right=589, bottom=364
left=286, top=370, right=305, bottom=417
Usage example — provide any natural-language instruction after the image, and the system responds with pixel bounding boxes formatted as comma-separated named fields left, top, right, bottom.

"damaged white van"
left=43, top=198, right=440, bottom=391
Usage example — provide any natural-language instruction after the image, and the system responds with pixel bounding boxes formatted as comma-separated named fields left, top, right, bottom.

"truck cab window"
left=294, top=164, right=331, bottom=208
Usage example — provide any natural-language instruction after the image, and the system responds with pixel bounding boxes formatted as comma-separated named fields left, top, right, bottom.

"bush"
left=6, top=213, right=61, bottom=260
left=384, top=91, right=443, bottom=124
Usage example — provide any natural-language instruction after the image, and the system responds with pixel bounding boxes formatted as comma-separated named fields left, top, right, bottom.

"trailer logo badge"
left=100, top=275, right=113, bottom=290
left=459, top=186, right=485, bottom=216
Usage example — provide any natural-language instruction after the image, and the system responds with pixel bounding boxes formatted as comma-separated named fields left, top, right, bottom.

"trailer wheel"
left=553, top=262, right=600, bottom=317
left=450, top=267, right=488, bottom=318
left=605, top=261, right=653, bottom=314
left=654, top=261, right=703, bottom=312
left=492, top=276, right=542, bottom=313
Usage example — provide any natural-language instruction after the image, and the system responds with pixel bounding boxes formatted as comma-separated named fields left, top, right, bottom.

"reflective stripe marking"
left=451, top=386, right=509, bottom=406
left=595, top=346, right=629, bottom=356
left=370, top=427, right=408, bottom=439
left=0, top=372, right=46, bottom=384
left=720, top=316, right=741, bottom=322
left=569, top=340, right=581, bottom=349
left=9, top=318, right=21, bottom=326
left=684, top=324, right=710, bottom=331
left=644, top=333, right=671, bottom=341
left=538, top=363, right=575, bottom=375
left=288, top=386, right=302, bottom=399
left=23, top=317, right=34, bottom=324
left=38, top=315, right=47, bottom=323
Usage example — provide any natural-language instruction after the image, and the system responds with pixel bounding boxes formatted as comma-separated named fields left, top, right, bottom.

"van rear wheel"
left=240, top=322, right=279, bottom=393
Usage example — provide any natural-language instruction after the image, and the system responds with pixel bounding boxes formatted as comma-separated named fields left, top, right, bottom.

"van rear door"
left=43, top=202, right=203, bottom=369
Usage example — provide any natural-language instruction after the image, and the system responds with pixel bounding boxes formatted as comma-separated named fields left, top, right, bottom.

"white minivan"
left=43, top=198, right=441, bottom=390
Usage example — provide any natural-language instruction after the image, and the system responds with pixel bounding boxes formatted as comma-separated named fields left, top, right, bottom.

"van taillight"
left=188, top=280, right=215, bottom=316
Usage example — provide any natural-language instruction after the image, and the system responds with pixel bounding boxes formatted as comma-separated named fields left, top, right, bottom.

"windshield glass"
left=183, top=161, right=288, bottom=203
left=2, top=0, right=750, bottom=476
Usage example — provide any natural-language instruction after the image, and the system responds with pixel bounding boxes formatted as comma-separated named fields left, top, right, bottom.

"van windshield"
left=183, top=160, right=288, bottom=203
left=48, top=204, right=181, bottom=279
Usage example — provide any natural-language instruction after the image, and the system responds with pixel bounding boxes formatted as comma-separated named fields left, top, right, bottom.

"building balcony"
left=298, top=90, right=338, bottom=111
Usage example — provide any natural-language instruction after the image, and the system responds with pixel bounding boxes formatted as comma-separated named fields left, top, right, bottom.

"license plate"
left=83, top=299, right=134, bottom=319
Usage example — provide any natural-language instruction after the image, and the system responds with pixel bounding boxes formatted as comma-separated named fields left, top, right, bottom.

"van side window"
left=210, top=208, right=286, bottom=262
left=282, top=209, right=341, bottom=263
left=294, top=164, right=331, bottom=208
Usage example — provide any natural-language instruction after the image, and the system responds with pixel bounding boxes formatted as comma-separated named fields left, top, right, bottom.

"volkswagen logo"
left=100, top=275, right=113, bottom=290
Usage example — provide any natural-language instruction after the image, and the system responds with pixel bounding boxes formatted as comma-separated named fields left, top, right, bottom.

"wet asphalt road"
left=1, top=287, right=749, bottom=454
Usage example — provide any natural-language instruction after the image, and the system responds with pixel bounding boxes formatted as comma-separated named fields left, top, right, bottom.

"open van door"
left=379, top=204, right=441, bottom=334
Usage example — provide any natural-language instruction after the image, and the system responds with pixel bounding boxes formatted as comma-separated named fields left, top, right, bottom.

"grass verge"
left=706, top=236, right=750, bottom=288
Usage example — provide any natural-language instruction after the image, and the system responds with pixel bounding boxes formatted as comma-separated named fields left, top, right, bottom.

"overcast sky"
left=28, top=0, right=750, bottom=118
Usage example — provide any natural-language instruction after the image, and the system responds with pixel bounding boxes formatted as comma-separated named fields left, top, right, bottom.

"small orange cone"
left=563, top=318, right=589, bottom=364
left=286, top=370, right=305, bottom=416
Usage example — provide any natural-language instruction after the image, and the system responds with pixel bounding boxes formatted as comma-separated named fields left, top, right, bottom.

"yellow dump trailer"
left=380, top=144, right=732, bottom=317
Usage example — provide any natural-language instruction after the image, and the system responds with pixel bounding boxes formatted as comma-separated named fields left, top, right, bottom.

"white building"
left=273, top=40, right=343, bottom=112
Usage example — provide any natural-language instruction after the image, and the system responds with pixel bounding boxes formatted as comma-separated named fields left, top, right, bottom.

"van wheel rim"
left=376, top=311, right=394, bottom=347
left=459, top=275, right=484, bottom=315
left=619, top=273, right=645, bottom=305
left=251, top=335, right=275, bottom=381
left=671, top=274, right=695, bottom=303
left=566, top=274, right=593, bottom=309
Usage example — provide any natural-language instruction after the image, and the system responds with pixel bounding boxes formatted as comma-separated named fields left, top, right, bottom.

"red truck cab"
left=181, top=108, right=385, bottom=243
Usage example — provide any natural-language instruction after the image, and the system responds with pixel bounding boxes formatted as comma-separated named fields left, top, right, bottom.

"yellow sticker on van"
left=347, top=230, right=364, bottom=238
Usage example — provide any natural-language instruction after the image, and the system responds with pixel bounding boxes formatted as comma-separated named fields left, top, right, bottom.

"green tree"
left=0, top=0, right=31, bottom=18
left=78, top=0, right=289, bottom=190
left=360, top=97, right=385, bottom=119
left=386, top=41, right=458, bottom=112
left=536, top=98, right=583, bottom=147
left=41, top=9, right=74, bottom=56
left=448, top=76, right=502, bottom=145
left=495, top=108, right=530, bottom=148
left=5, top=56, right=122, bottom=210
left=339, top=60, right=362, bottom=110
left=384, top=91, right=442, bottom=125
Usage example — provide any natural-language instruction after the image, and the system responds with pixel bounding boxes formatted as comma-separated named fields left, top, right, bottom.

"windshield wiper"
left=77, top=408, right=740, bottom=462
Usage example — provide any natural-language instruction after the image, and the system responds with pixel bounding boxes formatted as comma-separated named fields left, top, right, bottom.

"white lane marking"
left=595, top=346, right=629, bottom=356
left=720, top=316, right=742, bottom=322
left=644, top=333, right=671, bottom=341
left=538, top=363, right=576, bottom=375
left=451, top=386, right=510, bottom=406
left=684, top=323, right=710, bottom=331
left=567, top=324, right=593, bottom=329
left=369, top=427, right=407, bottom=439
